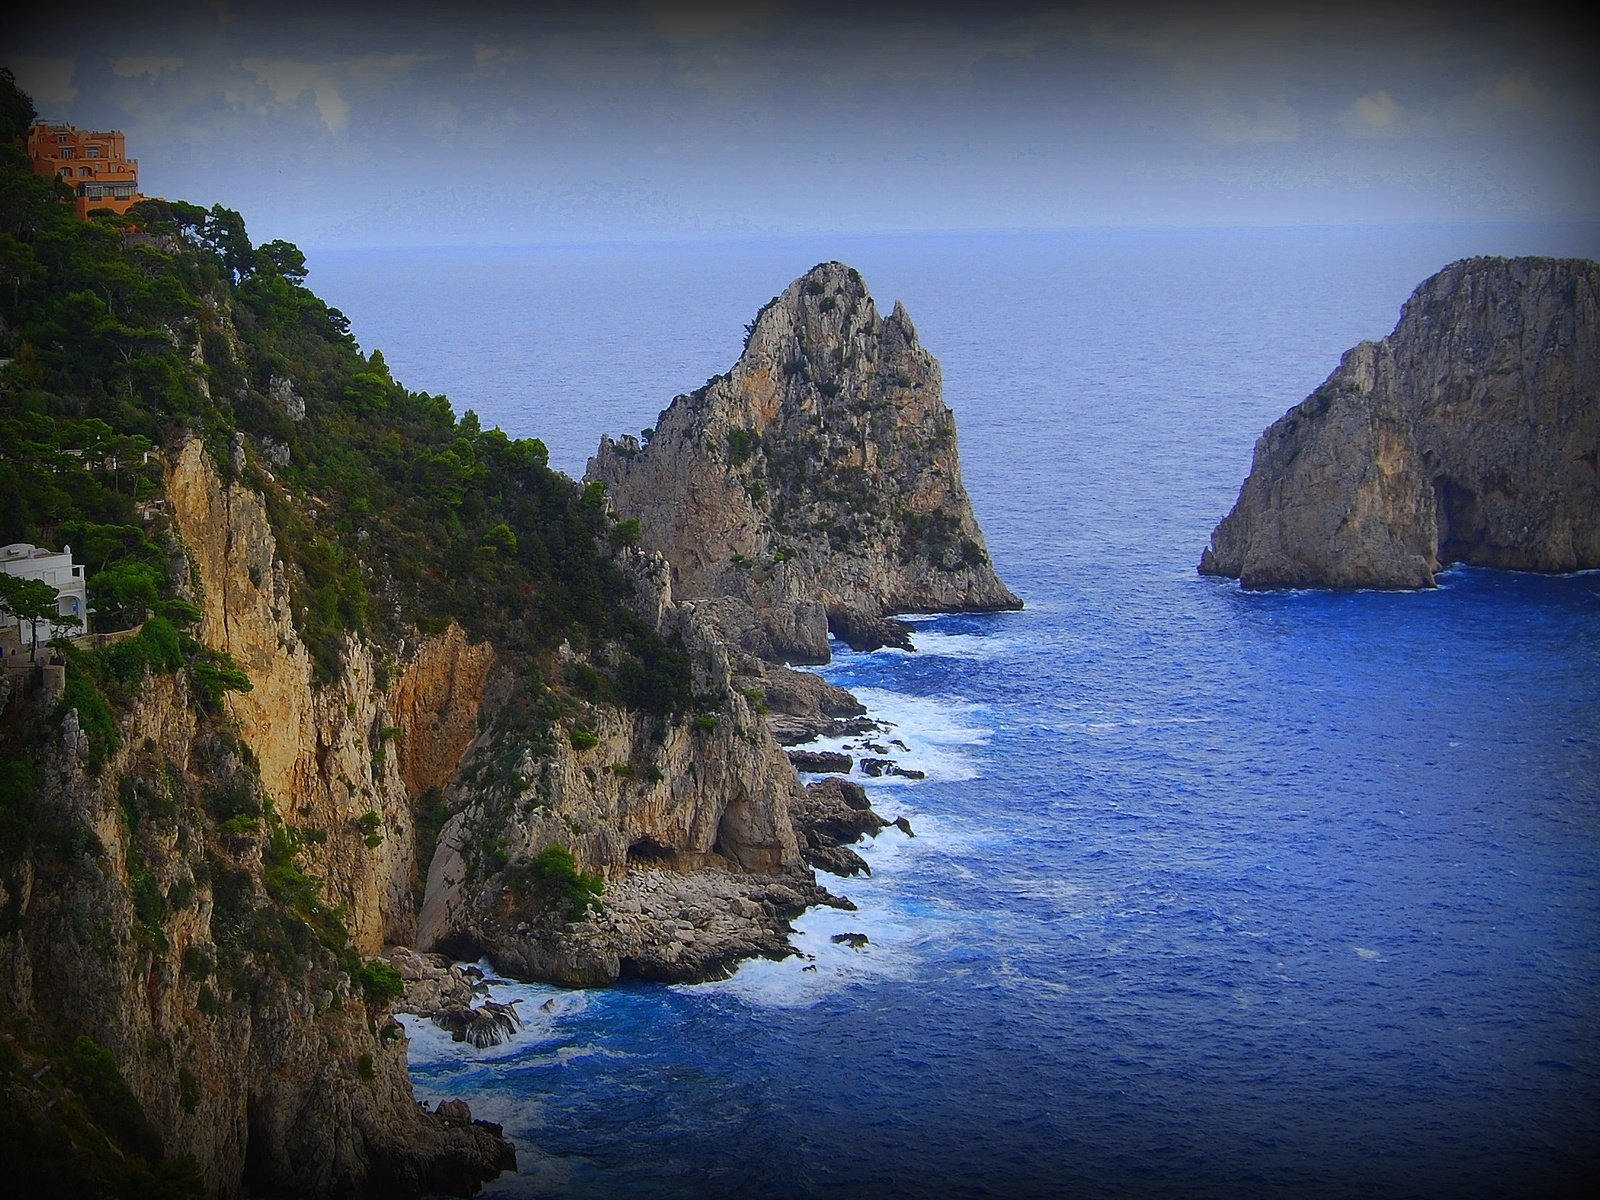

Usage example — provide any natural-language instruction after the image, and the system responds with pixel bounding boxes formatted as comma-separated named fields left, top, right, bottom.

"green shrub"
left=569, top=725, right=599, bottom=751
left=355, top=959, right=404, bottom=1008
left=520, top=843, right=604, bottom=922
left=66, top=1035, right=163, bottom=1164
left=357, top=809, right=383, bottom=848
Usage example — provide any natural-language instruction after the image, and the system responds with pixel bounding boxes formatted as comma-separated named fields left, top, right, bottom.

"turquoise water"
left=315, top=225, right=1600, bottom=1198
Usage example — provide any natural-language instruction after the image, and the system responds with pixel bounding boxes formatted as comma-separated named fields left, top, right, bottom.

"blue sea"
left=312, top=224, right=1600, bottom=1199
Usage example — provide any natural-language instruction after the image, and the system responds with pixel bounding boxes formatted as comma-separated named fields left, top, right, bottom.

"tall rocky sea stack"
left=589, top=261, right=1020, bottom=660
left=1200, top=256, right=1599, bottom=589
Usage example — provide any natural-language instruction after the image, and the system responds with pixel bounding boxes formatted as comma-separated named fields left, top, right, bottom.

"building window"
left=59, top=168, right=71, bottom=179
left=59, top=147, right=74, bottom=159
left=79, top=167, right=92, bottom=177
left=55, top=133, right=69, bottom=143
left=112, top=185, right=135, bottom=199
left=86, top=146, right=102, bottom=158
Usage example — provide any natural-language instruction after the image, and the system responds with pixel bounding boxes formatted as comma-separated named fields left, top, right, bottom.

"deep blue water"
left=313, top=225, right=1600, bottom=1199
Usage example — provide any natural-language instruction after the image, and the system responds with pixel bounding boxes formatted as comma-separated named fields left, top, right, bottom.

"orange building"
left=26, top=122, right=149, bottom=219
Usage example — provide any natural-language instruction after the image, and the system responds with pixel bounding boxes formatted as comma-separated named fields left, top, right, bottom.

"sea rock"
left=588, top=261, right=1020, bottom=662
left=859, top=758, right=925, bottom=780
left=790, top=776, right=889, bottom=878
left=433, top=1001, right=522, bottom=1048
left=787, top=750, right=853, bottom=773
left=1201, top=257, right=1600, bottom=588
left=447, top=868, right=847, bottom=986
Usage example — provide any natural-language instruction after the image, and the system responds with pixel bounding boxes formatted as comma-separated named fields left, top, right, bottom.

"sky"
left=9, top=1, right=1599, bottom=250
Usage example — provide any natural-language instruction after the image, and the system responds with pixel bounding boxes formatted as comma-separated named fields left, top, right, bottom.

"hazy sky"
left=10, top=1, right=1598, bottom=249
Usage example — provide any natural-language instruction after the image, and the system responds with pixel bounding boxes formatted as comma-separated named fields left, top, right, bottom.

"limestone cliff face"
left=169, top=440, right=493, bottom=949
left=589, top=262, right=1020, bottom=658
left=417, top=556, right=817, bottom=986
left=1201, top=257, right=1600, bottom=589
left=0, top=673, right=509, bottom=1199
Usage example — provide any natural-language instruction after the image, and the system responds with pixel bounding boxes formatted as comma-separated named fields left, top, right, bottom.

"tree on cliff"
left=0, top=573, right=75, bottom=660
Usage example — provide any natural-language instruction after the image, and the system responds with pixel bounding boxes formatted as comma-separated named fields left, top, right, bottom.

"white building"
left=1, top=542, right=89, bottom=660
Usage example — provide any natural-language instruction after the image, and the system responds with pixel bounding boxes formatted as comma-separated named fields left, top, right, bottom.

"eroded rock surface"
left=1201, top=257, right=1600, bottom=589
left=588, top=262, right=1020, bottom=657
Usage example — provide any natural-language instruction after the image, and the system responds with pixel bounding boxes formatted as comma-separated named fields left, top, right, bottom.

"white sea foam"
left=904, top=629, right=1016, bottom=661
left=796, top=685, right=992, bottom=785
left=693, top=850, right=928, bottom=1008
left=398, top=964, right=581, bottom=1066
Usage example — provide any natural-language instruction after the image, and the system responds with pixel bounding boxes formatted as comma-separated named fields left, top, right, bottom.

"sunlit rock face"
left=1201, top=257, right=1600, bottom=589
left=589, top=261, right=1020, bottom=659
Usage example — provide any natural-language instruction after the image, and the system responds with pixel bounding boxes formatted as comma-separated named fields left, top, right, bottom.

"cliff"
left=588, top=261, right=1020, bottom=659
left=415, top=552, right=847, bottom=987
left=1, top=437, right=512, bottom=1197
left=1201, top=257, right=1600, bottom=589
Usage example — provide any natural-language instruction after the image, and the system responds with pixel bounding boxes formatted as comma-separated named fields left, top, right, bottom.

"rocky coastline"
left=411, top=263, right=1018, bottom=993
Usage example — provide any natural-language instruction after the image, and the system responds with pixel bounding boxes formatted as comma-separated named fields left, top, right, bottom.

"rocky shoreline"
left=403, top=654, right=927, bottom=995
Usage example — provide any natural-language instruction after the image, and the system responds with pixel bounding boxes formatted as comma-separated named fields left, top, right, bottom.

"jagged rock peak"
left=588, top=262, right=1020, bottom=661
left=1200, top=255, right=1600, bottom=590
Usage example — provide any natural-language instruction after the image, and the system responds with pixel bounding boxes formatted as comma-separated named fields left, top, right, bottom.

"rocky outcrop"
left=588, top=262, right=1020, bottom=657
left=1201, top=257, right=1600, bottom=588
left=791, top=777, right=888, bottom=878
left=415, top=554, right=831, bottom=986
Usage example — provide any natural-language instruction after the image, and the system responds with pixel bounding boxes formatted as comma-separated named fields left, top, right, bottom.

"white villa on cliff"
left=1, top=542, right=88, bottom=661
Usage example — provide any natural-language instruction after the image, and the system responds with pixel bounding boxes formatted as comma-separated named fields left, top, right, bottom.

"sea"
left=311, top=224, right=1600, bottom=1200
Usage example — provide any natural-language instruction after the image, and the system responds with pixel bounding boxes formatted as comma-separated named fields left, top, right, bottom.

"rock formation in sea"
left=588, top=261, right=1021, bottom=659
left=1200, top=256, right=1600, bottom=589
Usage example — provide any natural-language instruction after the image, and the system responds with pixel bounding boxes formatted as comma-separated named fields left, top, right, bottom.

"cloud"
left=1197, top=91, right=1301, bottom=144
left=241, top=58, right=349, bottom=132
left=1484, top=70, right=1551, bottom=116
left=112, top=55, right=184, bottom=79
left=237, top=55, right=421, bottom=134
left=9, top=55, right=77, bottom=104
left=473, top=44, right=527, bottom=69
left=1340, top=89, right=1401, bottom=136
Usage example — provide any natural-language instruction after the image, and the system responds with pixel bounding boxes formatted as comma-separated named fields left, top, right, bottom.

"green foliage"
left=356, top=959, right=404, bottom=1008
left=66, top=1035, right=164, bottom=1164
left=357, top=808, right=384, bottom=848
left=88, top=560, right=162, bottom=629
left=725, top=426, right=757, bottom=466
left=693, top=713, right=718, bottom=732
left=181, top=946, right=212, bottom=980
left=518, top=843, right=605, bottom=922
left=357, top=1052, right=376, bottom=1080
left=569, top=724, right=599, bottom=750
left=0, top=755, right=39, bottom=861
left=55, top=648, right=118, bottom=772
left=608, top=516, right=641, bottom=549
